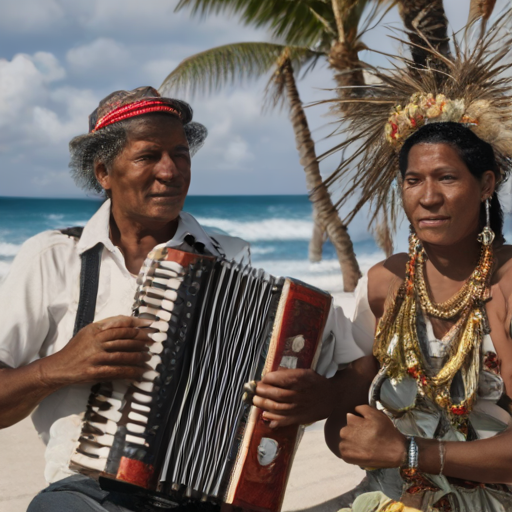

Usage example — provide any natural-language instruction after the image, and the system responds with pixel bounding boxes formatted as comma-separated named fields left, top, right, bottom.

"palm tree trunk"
left=281, top=58, right=361, bottom=291
left=309, top=214, right=326, bottom=263
left=397, top=0, right=451, bottom=68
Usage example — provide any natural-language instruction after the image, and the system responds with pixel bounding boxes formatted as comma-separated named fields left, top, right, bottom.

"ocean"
left=0, top=195, right=385, bottom=293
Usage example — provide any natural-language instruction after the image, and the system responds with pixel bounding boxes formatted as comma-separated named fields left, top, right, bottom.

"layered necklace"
left=374, top=232, right=493, bottom=435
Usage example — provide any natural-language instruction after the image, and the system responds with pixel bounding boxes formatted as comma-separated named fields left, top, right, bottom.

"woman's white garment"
left=0, top=199, right=366, bottom=484
left=348, top=279, right=512, bottom=511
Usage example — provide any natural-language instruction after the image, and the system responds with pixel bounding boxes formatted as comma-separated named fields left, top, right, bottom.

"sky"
left=0, top=0, right=500, bottom=206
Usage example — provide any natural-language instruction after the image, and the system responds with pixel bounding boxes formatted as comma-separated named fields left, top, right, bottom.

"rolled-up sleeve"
left=0, top=233, right=59, bottom=368
left=315, top=275, right=376, bottom=378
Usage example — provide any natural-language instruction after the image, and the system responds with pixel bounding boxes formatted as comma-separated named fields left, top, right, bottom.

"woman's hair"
left=398, top=122, right=505, bottom=244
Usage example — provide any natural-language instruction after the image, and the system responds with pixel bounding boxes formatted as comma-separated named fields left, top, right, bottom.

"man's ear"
left=481, top=170, right=496, bottom=201
left=94, top=162, right=111, bottom=192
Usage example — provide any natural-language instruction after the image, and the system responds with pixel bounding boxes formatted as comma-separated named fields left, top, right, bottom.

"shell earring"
left=477, top=198, right=495, bottom=246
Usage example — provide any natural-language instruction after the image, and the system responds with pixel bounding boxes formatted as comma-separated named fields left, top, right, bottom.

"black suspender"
left=73, top=243, right=103, bottom=336
left=60, top=227, right=103, bottom=336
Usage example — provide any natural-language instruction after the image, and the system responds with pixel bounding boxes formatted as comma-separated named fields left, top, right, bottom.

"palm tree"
left=161, top=0, right=394, bottom=291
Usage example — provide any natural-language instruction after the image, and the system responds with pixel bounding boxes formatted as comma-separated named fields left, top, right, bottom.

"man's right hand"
left=38, top=315, right=154, bottom=388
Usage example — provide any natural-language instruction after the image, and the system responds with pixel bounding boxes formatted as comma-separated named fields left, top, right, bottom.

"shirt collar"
left=76, top=198, right=219, bottom=256
left=77, top=199, right=114, bottom=255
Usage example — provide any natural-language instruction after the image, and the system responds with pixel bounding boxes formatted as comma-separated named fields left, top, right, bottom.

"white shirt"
left=0, top=199, right=368, bottom=483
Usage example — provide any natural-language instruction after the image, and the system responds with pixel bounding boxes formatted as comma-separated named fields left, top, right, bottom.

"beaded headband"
left=91, top=99, right=182, bottom=133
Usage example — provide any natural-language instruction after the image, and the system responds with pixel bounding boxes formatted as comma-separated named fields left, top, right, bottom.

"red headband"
left=92, top=99, right=182, bottom=132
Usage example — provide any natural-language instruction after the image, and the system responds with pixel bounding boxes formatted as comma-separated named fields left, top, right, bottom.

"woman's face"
left=402, top=143, right=495, bottom=247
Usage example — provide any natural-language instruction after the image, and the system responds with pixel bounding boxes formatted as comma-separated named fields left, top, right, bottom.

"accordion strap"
left=60, top=226, right=103, bottom=336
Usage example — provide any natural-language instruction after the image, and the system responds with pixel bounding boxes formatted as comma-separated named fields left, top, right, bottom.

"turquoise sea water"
left=0, top=195, right=384, bottom=292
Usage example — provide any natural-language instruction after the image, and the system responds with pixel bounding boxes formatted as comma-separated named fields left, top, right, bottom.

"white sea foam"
left=196, top=217, right=313, bottom=241
left=0, top=242, right=21, bottom=257
left=255, top=252, right=384, bottom=295
left=251, top=247, right=275, bottom=255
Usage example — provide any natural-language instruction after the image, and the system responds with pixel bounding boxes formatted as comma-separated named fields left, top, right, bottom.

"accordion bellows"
left=70, top=245, right=331, bottom=511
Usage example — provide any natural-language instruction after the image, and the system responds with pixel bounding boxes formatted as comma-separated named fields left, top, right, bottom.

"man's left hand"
left=253, top=369, right=334, bottom=428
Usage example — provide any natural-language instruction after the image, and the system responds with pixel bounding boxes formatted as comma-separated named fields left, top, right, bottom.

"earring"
left=477, top=198, right=495, bottom=246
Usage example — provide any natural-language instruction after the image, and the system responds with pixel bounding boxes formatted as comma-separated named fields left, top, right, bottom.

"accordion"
left=70, top=245, right=331, bottom=511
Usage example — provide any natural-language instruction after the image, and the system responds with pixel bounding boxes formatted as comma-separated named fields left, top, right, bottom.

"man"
left=0, top=87, right=369, bottom=511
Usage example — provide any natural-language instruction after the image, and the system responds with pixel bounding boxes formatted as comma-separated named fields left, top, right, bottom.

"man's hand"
left=38, top=315, right=154, bottom=389
left=252, top=368, right=334, bottom=428
left=339, top=405, right=407, bottom=468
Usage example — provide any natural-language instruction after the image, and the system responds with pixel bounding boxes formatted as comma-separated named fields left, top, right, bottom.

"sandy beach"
left=0, top=293, right=365, bottom=511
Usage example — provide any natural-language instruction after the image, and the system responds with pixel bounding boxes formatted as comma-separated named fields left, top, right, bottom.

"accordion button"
left=161, top=299, right=176, bottom=311
left=128, top=411, right=149, bottom=424
left=150, top=343, right=164, bottom=355
left=163, top=289, right=178, bottom=302
left=188, top=283, right=200, bottom=296
left=147, top=355, right=162, bottom=369
left=156, top=310, right=172, bottom=322
left=154, top=267, right=179, bottom=278
left=95, top=396, right=122, bottom=410
left=133, top=381, right=154, bottom=393
left=132, top=402, right=151, bottom=414
left=149, top=332, right=167, bottom=343
left=133, top=392, right=153, bottom=404
left=127, top=422, right=146, bottom=435
left=126, top=434, right=146, bottom=446
left=150, top=320, right=169, bottom=332
left=91, top=406, right=122, bottom=423
left=142, top=370, right=159, bottom=381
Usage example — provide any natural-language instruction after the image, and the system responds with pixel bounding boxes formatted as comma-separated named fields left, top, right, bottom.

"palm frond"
left=175, top=0, right=336, bottom=48
left=159, top=42, right=320, bottom=97
left=468, top=0, right=497, bottom=26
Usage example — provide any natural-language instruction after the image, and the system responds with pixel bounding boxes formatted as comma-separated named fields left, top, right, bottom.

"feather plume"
left=468, top=0, right=497, bottom=26
left=321, top=10, right=512, bottom=233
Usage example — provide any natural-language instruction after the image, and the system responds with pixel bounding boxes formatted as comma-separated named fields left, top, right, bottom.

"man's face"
left=98, top=114, right=191, bottom=225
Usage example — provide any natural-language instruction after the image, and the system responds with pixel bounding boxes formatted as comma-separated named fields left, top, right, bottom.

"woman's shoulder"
left=367, top=253, right=408, bottom=319
left=493, top=244, right=512, bottom=300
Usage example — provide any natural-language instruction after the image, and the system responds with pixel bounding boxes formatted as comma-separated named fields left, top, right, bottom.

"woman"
left=326, top=122, right=512, bottom=511
left=318, top=11, right=512, bottom=509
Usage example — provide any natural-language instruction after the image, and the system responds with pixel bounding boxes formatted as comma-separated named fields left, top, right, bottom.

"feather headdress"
left=322, top=10, right=512, bottom=232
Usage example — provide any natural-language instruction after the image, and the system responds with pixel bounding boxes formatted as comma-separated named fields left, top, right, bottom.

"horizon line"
left=0, top=193, right=310, bottom=201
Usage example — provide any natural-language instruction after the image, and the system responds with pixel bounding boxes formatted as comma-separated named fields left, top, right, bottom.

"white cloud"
left=0, top=0, right=65, bottom=33
left=0, top=52, right=65, bottom=131
left=66, top=38, right=132, bottom=76
left=0, top=52, right=96, bottom=156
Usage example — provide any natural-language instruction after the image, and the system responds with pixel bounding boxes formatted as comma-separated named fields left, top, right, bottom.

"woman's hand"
left=339, top=405, right=407, bottom=468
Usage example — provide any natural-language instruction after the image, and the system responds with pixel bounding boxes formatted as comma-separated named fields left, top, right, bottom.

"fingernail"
left=269, top=421, right=277, bottom=429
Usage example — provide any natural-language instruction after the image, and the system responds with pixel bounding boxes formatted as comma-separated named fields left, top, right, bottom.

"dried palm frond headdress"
left=323, top=10, right=512, bottom=231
